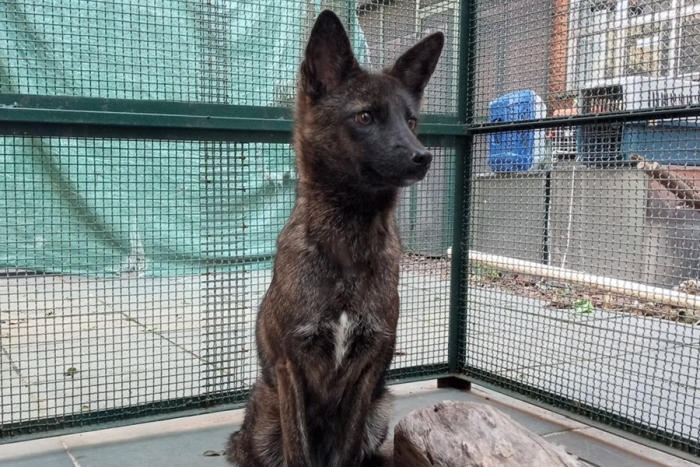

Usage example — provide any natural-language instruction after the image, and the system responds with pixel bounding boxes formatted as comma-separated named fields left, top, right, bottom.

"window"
left=568, top=0, right=700, bottom=88
left=624, top=20, right=670, bottom=77
left=573, top=0, right=618, bottom=86
left=627, top=0, right=669, bottom=16
left=678, top=13, right=700, bottom=76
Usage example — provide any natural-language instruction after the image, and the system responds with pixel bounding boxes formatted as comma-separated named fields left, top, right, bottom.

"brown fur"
left=226, top=10, right=443, bottom=467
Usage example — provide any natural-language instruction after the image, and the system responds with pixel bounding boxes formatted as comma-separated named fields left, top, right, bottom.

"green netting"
left=1, top=0, right=458, bottom=441
left=0, top=0, right=367, bottom=277
left=0, top=1, right=367, bottom=102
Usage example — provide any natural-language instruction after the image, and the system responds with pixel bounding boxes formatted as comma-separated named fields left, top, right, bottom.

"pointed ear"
left=387, top=32, right=445, bottom=98
left=300, top=10, right=358, bottom=98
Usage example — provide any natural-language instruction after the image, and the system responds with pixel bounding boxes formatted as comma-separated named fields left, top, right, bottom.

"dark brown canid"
left=226, top=10, right=443, bottom=467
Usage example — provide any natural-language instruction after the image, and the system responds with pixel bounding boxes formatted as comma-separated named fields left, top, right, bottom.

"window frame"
left=567, top=0, right=700, bottom=90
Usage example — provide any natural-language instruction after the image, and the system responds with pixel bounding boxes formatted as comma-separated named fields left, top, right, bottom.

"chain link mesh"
left=0, top=0, right=458, bottom=439
left=465, top=0, right=700, bottom=456
left=3, top=0, right=698, bottom=458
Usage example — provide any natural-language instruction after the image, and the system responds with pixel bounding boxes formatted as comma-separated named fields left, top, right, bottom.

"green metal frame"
left=0, top=1, right=466, bottom=439
left=0, top=365, right=453, bottom=442
left=5, top=0, right=698, bottom=459
left=447, top=0, right=474, bottom=375
left=0, top=94, right=462, bottom=144
left=0, top=89, right=459, bottom=440
left=439, top=0, right=700, bottom=461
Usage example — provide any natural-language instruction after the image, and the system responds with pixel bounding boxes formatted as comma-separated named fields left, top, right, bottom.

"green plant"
left=473, top=264, right=501, bottom=280
left=574, top=299, right=595, bottom=315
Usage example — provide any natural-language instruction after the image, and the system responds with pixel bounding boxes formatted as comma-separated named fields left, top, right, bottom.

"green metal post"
left=446, top=0, right=475, bottom=378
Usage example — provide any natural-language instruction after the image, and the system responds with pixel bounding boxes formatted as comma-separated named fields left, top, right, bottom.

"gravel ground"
left=401, top=253, right=700, bottom=325
left=400, top=253, right=451, bottom=280
left=471, top=268, right=700, bottom=324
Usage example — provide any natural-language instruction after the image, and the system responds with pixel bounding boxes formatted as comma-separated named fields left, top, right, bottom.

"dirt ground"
left=474, top=269, right=700, bottom=324
left=400, top=253, right=700, bottom=325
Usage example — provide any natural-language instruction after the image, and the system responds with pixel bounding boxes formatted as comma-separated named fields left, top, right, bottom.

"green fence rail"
left=458, top=0, right=700, bottom=460
left=0, top=0, right=462, bottom=439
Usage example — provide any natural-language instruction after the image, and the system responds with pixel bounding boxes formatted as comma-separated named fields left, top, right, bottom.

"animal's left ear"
left=387, top=32, right=445, bottom=99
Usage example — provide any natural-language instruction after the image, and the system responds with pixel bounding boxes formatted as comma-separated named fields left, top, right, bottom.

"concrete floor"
left=1, top=270, right=699, bottom=465
left=466, top=286, right=700, bottom=445
left=0, top=269, right=450, bottom=425
left=0, top=381, right=697, bottom=467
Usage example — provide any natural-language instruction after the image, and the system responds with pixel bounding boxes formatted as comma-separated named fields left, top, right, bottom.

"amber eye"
left=356, top=111, right=373, bottom=125
left=407, top=118, right=417, bottom=131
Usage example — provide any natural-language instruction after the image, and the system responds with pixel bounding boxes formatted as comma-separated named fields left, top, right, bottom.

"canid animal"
left=226, top=10, right=443, bottom=467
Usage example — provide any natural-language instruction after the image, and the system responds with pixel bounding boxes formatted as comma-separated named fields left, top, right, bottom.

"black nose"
left=412, top=149, right=433, bottom=166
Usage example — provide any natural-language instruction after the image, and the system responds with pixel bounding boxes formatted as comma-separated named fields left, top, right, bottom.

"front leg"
left=334, top=364, right=385, bottom=467
left=276, top=360, right=313, bottom=467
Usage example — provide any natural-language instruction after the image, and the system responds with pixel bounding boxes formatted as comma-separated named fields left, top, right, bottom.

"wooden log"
left=394, top=401, right=583, bottom=467
left=631, top=154, right=700, bottom=212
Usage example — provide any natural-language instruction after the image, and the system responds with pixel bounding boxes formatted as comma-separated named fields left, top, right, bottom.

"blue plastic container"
left=488, top=90, right=544, bottom=172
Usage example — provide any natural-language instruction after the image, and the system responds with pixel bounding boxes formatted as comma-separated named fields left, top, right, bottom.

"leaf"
left=65, top=367, right=79, bottom=377
left=514, top=274, right=536, bottom=286
left=574, top=299, right=595, bottom=315
left=549, top=297, right=571, bottom=309
left=602, top=294, right=615, bottom=310
left=203, top=450, right=224, bottom=457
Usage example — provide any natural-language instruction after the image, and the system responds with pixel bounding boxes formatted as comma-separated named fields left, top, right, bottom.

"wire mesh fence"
left=0, top=0, right=458, bottom=438
left=463, top=0, right=700, bottom=457
left=1, top=0, right=700, bottom=460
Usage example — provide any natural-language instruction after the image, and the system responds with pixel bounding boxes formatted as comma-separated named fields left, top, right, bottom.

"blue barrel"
left=488, top=90, right=538, bottom=172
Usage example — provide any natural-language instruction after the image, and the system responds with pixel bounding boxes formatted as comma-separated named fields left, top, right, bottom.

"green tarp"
left=0, top=0, right=368, bottom=277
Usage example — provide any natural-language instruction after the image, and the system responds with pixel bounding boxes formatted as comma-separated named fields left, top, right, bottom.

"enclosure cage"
left=1, top=0, right=699, bottom=462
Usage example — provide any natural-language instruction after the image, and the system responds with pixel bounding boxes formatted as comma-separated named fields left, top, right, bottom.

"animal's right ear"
left=300, top=10, right=358, bottom=98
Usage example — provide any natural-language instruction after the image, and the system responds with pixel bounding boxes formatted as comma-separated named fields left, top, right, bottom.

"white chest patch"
left=333, top=312, right=353, bottom=367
